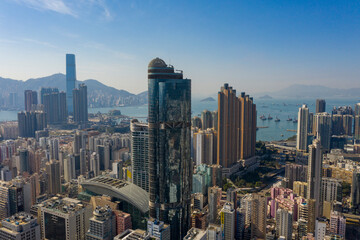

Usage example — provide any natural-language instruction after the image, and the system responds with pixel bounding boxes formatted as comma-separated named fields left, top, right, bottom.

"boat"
left=286, top=116, right=292, bottom=121
left=293, top=118, right=298, bottom=123
left=259, top=114, right=267, bottom=120
left=275, top=116, right=280, bottom=122
left=267, top=114, right=273, bottom=120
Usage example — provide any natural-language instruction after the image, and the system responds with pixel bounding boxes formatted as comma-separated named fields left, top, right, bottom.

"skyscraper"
left=73, top=83, right=88, bottom=123
left=220, top=202, right=236, bottom=240
left=297, top=104, right=309, bottom=152
left=66, top=53, right=76, bottom=114
left=315, top=112, right=331, bottom=152
left=201, top=110, right=213, bottom=130
left=24, top=90, right=38, bottom=112
left=17, top=111, right=47, bottom=138
left=316, top=99, right=326, bottom=113
left=351, top=170, right=360, bottom=210
left=251, top=194, right=266, bottom=239
left=217, top=84, right=256, bottom=168
left=276, top=209, right=293, bottom=240
left=40, top=87, right=59, bottom=104
left=307, top=139, right=323, bottom=219
left=148, top=58, right=192, bottom=239
left=130, top=119, right=149, bottom=192
left=46, top=160, right=61, bottom=195
left=354, top=115, right=360, bottom=140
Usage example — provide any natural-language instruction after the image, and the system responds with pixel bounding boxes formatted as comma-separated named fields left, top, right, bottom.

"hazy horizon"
left=1, top=0, right=360, bottom=96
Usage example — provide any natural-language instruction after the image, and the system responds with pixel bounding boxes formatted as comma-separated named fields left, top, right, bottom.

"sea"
left=1, top=97, right=359, bottom=142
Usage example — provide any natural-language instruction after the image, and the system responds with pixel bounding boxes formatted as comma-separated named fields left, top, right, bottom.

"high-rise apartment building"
left=201, top=110, right=213, bottom=130
left=220, top=202, right=235, bottom=240
left=217, top=84, right=256, bottom=168
left=355, top=103, right=360, bottom=115
left=43, top=89, right=67, bottom=124
left=208, top=186, right=220, bottom=224
left=285, top=163, right=307, bottom=189
left=251, top=194, right=266, bottom=239
left=193, top=128, right=216, bottom=165
left=329, top=211, right=346, bottom=238
left=130, top=119, right=149, bottom=192
left=351, top=170, right=360, bottom=210
left=46, top=160, right=61, bottom=195
left=114, top=210, right=132, bottom=235
left=307, top=139, right=323, bottom=218
left=66, top=54, right=76, bottom=114
left=297, top=104, right=309, bottom=152
left=24, top=90, right=37, bottom=112
left=148, top=58, right=192, bottom=239
left=0, top=212, right=41, bottom=240
left=192, top=116, right=202, bottom=129
left=315, top=218, right=326, bottom=240
left=315, top=112, right=332, bottom=152
left=17, top=111, right=47, bottom=138
left=354, top=115, right=360, bottom=140
left=316, top=99, right=326, bottom=113
left=73, top=83, right=88, bottom=123
left=40, top=197, right=92, bottom=240
left=86, top=206, right=116, bottom=240
left=321, top=177, right=342, bottom=203
left=276, top=209, right=293, bottom=240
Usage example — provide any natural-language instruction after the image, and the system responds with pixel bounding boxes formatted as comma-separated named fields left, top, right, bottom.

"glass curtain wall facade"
left=148, top=58, right=192, bottom=240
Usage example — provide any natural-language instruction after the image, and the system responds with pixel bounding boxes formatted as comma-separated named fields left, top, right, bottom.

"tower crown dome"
left=148, top=58, right=167, bottom=68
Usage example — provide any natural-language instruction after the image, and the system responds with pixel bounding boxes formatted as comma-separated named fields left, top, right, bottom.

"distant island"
left=200, top=97, right=216, bottom=102
left=259, top=95, right=273, bottom=99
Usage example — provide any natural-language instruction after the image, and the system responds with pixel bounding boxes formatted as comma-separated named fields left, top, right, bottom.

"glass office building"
left=148, top=58, right=192, bottom=240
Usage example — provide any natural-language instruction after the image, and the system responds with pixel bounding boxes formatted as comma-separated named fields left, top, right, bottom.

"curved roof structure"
left=80, top=176, right=149, bottom=213
left=148, top=57, right=167, bottom=68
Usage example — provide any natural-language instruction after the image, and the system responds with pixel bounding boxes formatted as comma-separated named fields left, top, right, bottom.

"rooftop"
left=81, top=176, right=149, bottom=213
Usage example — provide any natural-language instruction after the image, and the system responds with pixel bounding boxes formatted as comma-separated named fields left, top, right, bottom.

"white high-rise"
left=297, top=104, right=309, bottom=152
left=130, top=119, right=149, bottom=192
left=276, top=209, right=293, bottom=240
left=220, top=202, right=235, bottom=240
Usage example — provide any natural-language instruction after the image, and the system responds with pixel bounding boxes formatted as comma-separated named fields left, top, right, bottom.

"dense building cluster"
left=1, top=56, right=360, bottom=240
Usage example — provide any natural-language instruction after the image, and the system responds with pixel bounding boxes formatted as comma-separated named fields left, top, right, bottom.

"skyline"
left=1, top=1, right=360, bottom=96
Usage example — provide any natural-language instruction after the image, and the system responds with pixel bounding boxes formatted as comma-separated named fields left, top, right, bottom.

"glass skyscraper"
left=66, top=54, right=76, bottom=114
left=148, top=58, right=192, bottom=240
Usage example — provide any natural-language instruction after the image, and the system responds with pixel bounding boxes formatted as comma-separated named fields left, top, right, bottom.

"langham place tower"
left=148, top=58, right=192, bottom=240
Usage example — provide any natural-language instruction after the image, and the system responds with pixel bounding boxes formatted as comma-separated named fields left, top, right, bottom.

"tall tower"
left=148, top=58, right=192, bottom=240
left=297, top=104, right=309, bottom=152
left=66, top=54, right=76, bottom=115
left=307, top=139, right=323, bottom=219
left=316, top=99, right=326, bottom=113
left=351, top=170, right=360, bottom=210
left=130, top=119, right=149, bottom=192
left=217, top=84, right=256, bottom=168
left=315, top=112, right=331, bottom=152
left=24, top=90, right=38, bottom=112
left=276, top=209, right=293, bottom=240
left=73, top=83, right=88, bottom=123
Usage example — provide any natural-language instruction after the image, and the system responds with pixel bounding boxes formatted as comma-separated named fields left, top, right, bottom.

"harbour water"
left=1, top=97, right=358, bottom=142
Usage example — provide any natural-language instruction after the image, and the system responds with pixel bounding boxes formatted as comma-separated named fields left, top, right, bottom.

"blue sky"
left=0, top=0, right=360, bottom=96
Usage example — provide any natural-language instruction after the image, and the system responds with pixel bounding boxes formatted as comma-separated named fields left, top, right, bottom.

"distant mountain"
left=259, top=94, right=273, bottom=99
left=0, top=73, right=147, bottom=108
left=200, top=97, right=216, bottom=102
left=255, top=84, right=360, bottom=99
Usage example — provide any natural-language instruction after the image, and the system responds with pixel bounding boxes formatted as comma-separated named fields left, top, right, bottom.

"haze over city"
left=1, top=0, right=360, bottom=96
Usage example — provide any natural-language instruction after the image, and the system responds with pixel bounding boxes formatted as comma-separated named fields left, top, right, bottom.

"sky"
left=0, top=0, right=360, bottom=97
